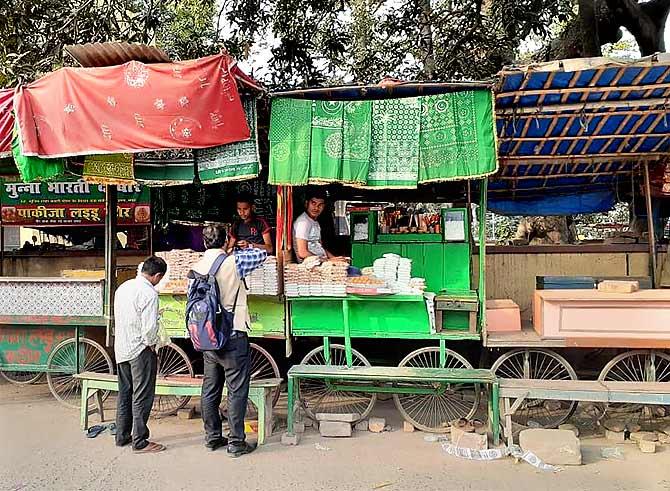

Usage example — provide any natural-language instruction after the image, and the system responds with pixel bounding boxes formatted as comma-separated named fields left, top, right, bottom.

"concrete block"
left=630, top=431, right=658, bottom=442
left=605, top=430, right=625, bottom=442
left=369, top=417, right=386, bottom=433
left=451, top=426, right=487, bottom=450
left=603, top=420, right=625, bottom=432
left=558, top=424, right=579, bottom=437
left=177, top=407, right=196, bottom=420
left=598, top=280, right=639, bottom=293
left=281, top=432, right=301, bottom=446
left=354, top=420, right=369, bottom=432
left=319, top=421, right=352, bottom=437
left=316, top=413, right=360, bottom=423
left=638, top=440, right=656, bottom=453
left=403, top=421, right=415, bottom=433
left=519, top=429, right=582, bottom=466
left=293, top=421, right=306, bottom=434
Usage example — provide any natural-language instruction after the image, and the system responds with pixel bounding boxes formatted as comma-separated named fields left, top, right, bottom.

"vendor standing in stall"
left=293, top=189, right=348, bottom=263
left=226, top=192, right=273, bottom=254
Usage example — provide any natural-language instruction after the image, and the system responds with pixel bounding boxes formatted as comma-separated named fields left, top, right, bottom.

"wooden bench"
left=499, top=379, right=670, bottom=445
left=286, top=364, right=500, bottom=444
left=74, top=372, right=281, bottom=445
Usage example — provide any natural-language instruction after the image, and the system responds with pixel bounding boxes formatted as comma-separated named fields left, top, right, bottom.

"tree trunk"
left=417, top=0, right=436, bottom=80
left=579, top=0, right=602, bottom=56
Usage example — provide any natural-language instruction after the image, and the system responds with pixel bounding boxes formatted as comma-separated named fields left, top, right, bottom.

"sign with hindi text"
left=0, top=179, right=151, bottom=227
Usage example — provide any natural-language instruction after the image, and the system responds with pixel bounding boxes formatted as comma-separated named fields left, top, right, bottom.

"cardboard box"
left=486, top=299, right=521, bottom=332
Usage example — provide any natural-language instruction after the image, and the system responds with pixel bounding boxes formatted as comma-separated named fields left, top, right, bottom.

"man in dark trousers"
left=113, top=256, right=167, bottom=453
left=191, top=224, right=267, bottom=456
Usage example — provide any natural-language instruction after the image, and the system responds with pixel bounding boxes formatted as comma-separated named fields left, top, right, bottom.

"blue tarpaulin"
left=489, top=189, right=616, bottom=216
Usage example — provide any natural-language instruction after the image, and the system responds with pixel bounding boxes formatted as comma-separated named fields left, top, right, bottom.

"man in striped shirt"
left=113, top=256, right=167, bottom=453
left=191, top=224, right=267, bottom=457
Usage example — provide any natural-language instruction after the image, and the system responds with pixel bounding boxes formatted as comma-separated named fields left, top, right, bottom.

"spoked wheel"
left=0, top=371, right=43, bottom=385
left=598, top=350, right=670, bottom=424
left=491, top=348, right=577, bottom=429
left=393, top=347, right=480, bottom=433
left=220, top=343, right=281, bottom=419
left=298, top=344, right=377, bottom=422
left=152, top=343, right=195, bottom=417
left=46, top=338, right=114, bottom=409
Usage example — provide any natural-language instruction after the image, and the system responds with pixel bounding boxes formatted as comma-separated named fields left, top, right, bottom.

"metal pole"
left=643, top=163, right=658, bottom=288
left=104, top=185, right=118, bottom=347
left=478, top=178, right=488, bottom=332
left=0, top=223, right=4, bottom=277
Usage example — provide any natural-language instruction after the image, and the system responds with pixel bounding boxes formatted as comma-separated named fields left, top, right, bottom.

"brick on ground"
left=354, top=420, right=369, bottom=432
left=368, top=417, right=386, bottom=433
left=281, top=432, right=301, bottom=446
left=319, top=421, right=352, bottom=437
left=451, top=426, right=487, bottom=450
left=316, top=413, right=360, bottom=423
left=403, top=421, right=415, bottom=433
left=177, top=407, right=196, bottom=420
left=518, top=429, right=582, bottom=466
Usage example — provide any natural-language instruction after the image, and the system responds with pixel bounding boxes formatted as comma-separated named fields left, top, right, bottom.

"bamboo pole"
left=643, top=163, right=658, bottom=288
left=104, top=185, right=118, bottom=348
left=496, top=97, right=670, bottom=115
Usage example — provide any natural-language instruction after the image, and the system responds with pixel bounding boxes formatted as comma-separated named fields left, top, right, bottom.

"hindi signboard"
left=0, top=179, right=150, bottom=227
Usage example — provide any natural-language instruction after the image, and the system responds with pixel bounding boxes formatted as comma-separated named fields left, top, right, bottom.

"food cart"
left=484, top=56, right=670, bottom=428
left=265, top=82, right=499, bottom=431
left=0, top=179, right=149, bottom=400
left=0, top=45, right=263, bottom=413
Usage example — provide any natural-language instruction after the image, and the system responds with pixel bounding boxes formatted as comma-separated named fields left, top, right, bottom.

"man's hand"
left=236, top=240, right=249, bottom=248
left=330, top=256, right=350, bottom=264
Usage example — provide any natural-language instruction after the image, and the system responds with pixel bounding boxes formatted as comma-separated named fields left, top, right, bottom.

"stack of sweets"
left=284, top=259, right=347, bottom=297
left=248, top=256, right=279, bottom=295
left=397, top=258, right=412, bottom=284
left=373, top=253, right=400, bottom=283
left=155, top=249, right=204, bottom=293
left=319, top=261, right=348, bottom=297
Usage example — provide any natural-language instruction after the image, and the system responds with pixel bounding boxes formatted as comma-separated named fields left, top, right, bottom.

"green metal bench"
left=286, top=364, right=500, bottom=444
left=74, top=372, right=281, bottom=445
left=499, top=379, right=670, bottom=445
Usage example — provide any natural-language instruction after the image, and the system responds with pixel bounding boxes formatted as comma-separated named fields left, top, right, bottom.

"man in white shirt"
left=191, top=224, right=267, bottom=457
left=113, top=256, right=167, bottom=453
left=293, top=189, right=347, bottom=263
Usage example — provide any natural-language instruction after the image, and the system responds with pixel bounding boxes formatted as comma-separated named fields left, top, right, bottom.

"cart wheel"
left=393, top=347, right=479, bottom=432
left=152, top=343, right=195, bottom=417
left=0, top=371, right=43, bottom=385
left=220, top=343, right=282, bottom=419
left=598, top=350, right=670, bottom=424
left=298, top=344, right=377, bottom=422
left=491, top=348, right=577, bottom=429
left=46, top=338, right=114, bottom=409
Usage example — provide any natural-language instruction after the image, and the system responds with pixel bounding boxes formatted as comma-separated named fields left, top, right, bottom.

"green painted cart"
left=0, top=278, right=114, bottom=408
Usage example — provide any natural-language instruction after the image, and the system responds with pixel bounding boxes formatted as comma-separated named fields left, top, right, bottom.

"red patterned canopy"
left=14, top=54, right=251, bottom=158
left=0, top=88, right=13, bottom=158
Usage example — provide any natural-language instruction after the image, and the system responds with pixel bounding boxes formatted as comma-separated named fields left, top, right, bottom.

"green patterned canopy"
left=269, top=90, right=497, bottom=188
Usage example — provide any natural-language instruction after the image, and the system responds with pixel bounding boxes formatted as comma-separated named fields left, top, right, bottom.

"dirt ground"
left=1, top=379, right=669, bottom=491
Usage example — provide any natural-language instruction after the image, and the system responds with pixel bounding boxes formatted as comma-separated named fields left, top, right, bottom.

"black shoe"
left=205, top=438, right=228, bottom=451
left=227, top=441, right=257, bottom=458
left=116, top=438, right=131, bottom=448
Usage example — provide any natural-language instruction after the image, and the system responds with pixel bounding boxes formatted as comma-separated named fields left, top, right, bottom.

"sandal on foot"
left=133, top=441, right=166, bottom=453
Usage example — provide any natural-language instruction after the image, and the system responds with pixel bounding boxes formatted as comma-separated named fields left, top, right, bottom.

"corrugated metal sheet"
left=64, top=42, right=171, bottom=68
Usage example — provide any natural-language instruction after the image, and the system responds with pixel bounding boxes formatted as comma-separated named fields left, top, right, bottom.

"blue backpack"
left=185, top=254, right=238, bottom=351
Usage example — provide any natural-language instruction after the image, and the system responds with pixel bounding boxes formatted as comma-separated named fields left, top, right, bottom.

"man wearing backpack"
left=190, top=224, right=267, bottom=457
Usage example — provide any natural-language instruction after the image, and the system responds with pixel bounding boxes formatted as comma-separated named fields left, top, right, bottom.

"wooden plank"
left=0, top=315, right=107, bottom=327
left=484, top=326, right=567, bottom=348
left=499, top=379, right=670, bottom=404
left=287, top=364, right=496, bottom=382
left=74, top=372, right=282, bottom=388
